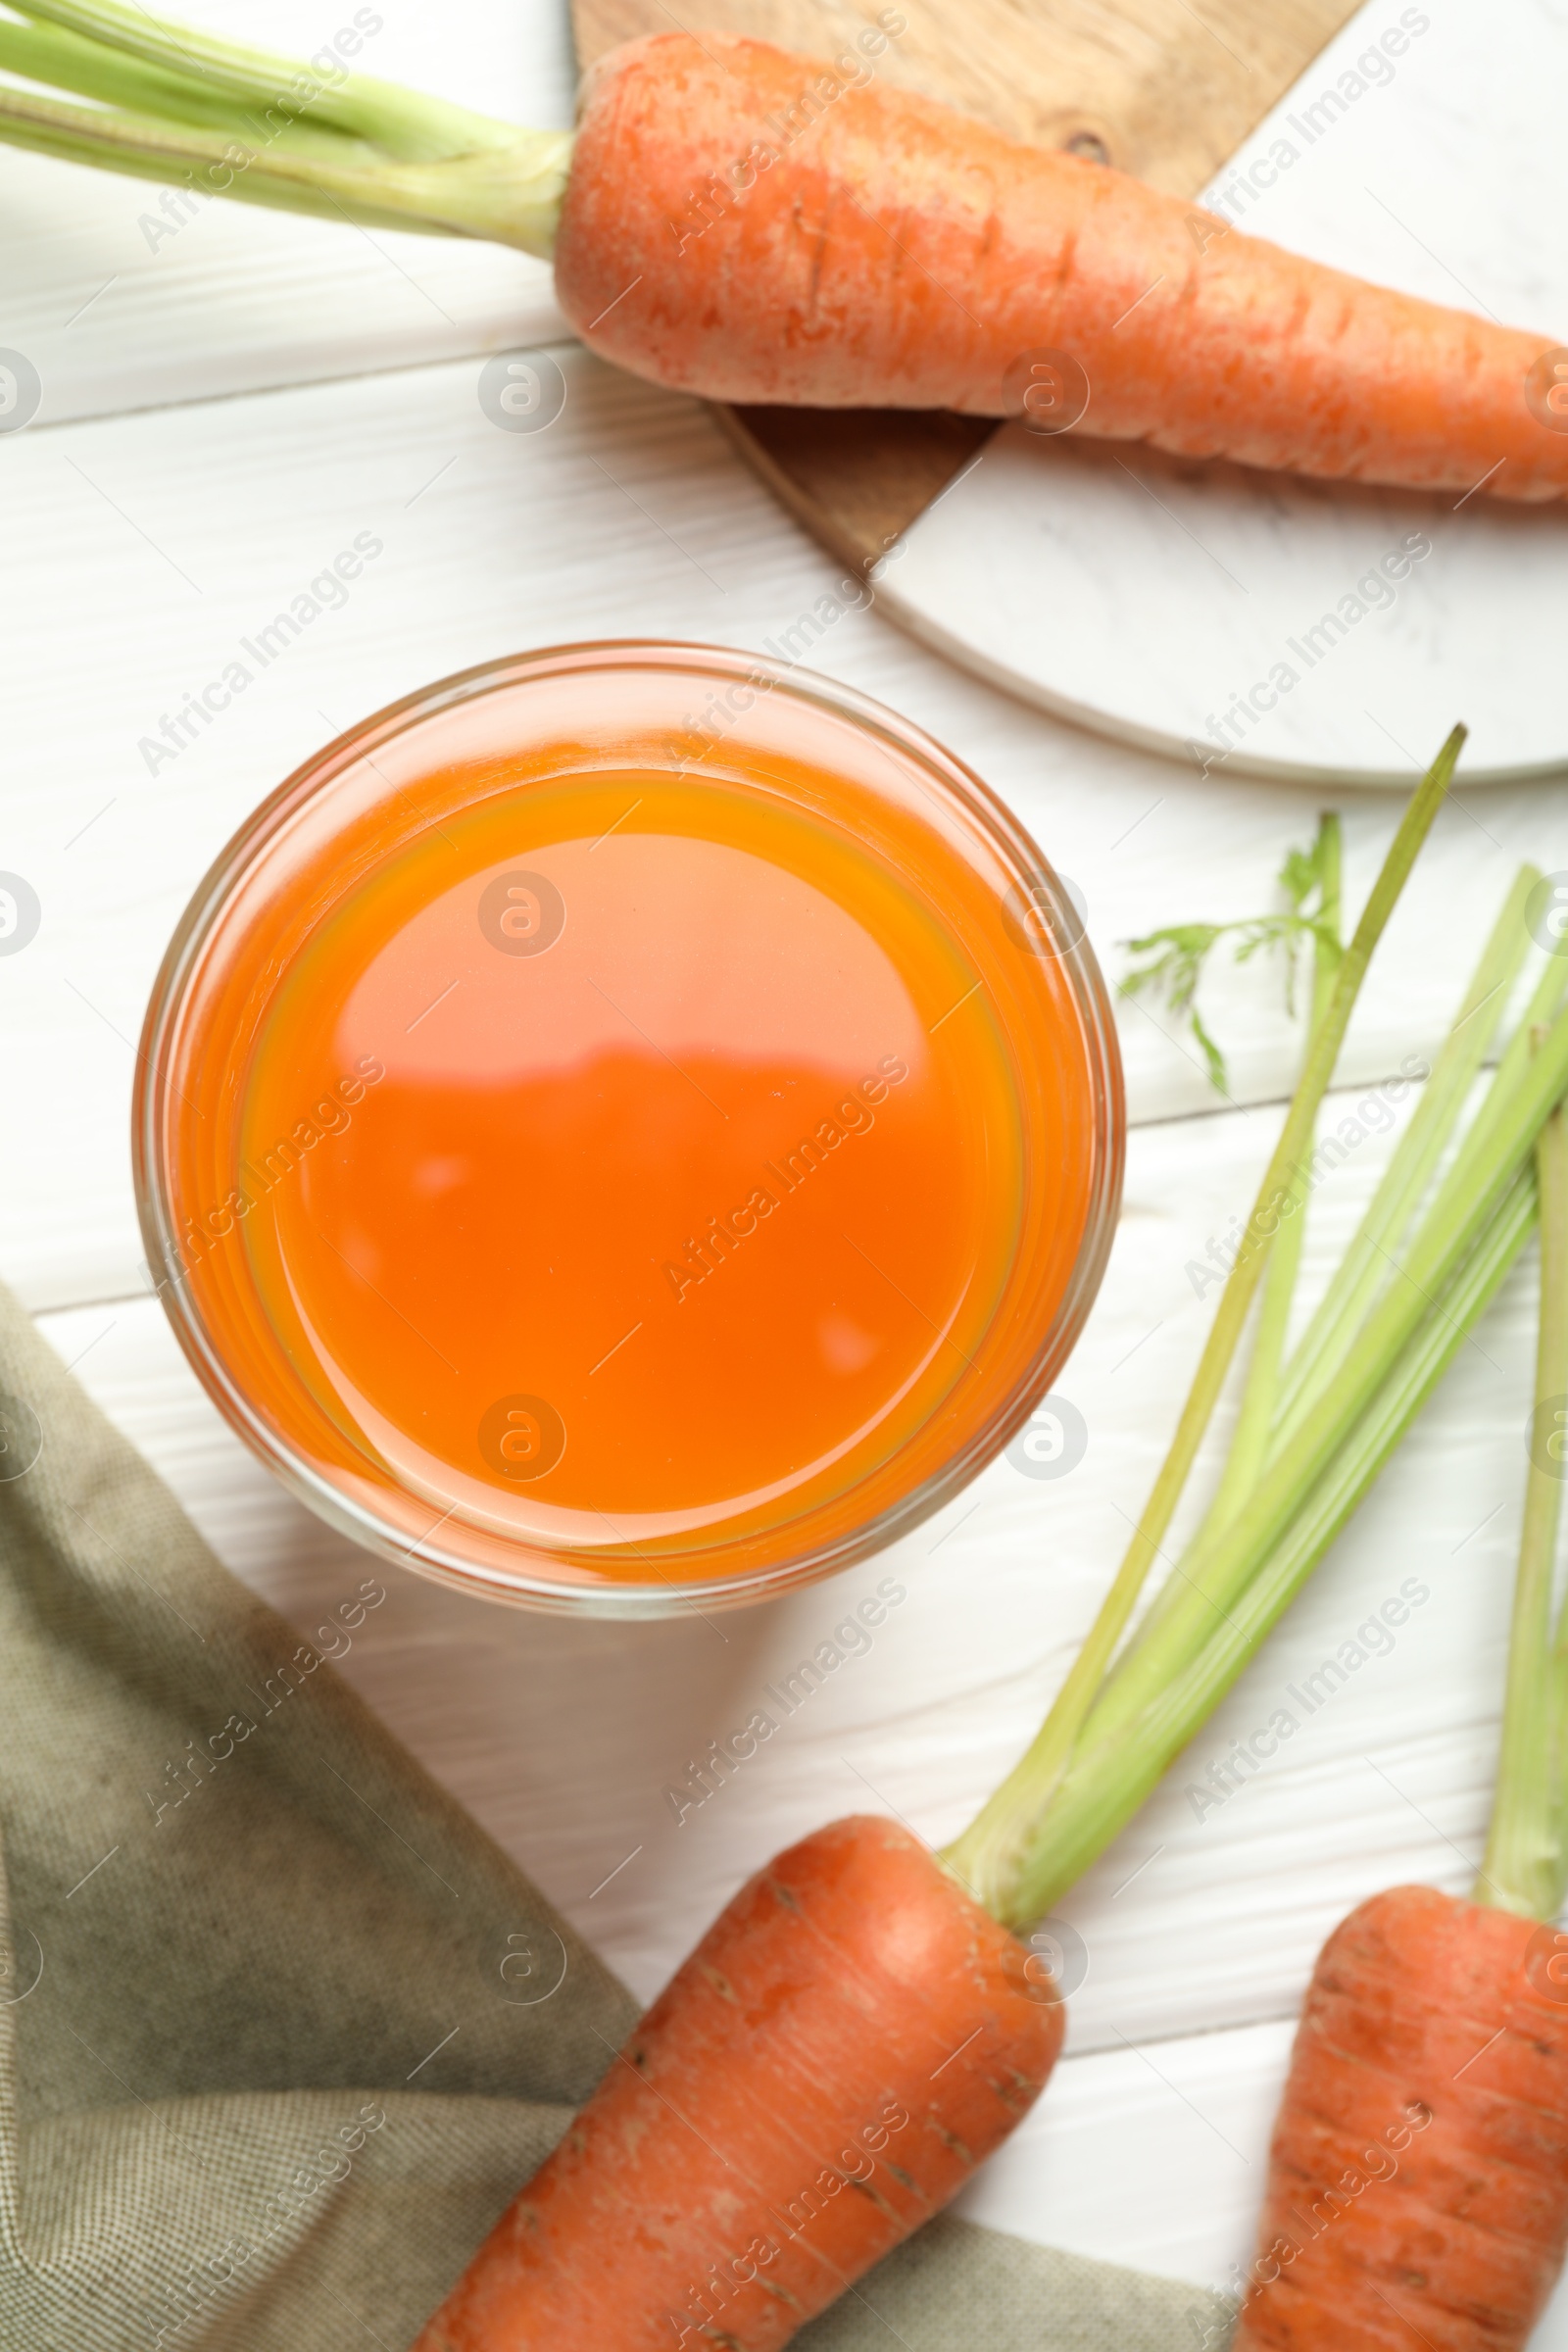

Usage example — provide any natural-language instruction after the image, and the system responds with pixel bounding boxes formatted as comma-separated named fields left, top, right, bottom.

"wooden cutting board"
left=569, top=0, right=1364, bottom=572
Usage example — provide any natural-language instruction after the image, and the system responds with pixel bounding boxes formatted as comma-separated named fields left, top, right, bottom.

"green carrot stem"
left=1106, top=866, right=1512, bottom=1690
left=1056, top=754, right=1472, bottom=1733
left=1206, top=1134, right=1307, bottom=1519
left=1439, top=949, right=1568, bottom=1199
left=0, top=16, right=371, bottom=154
left=1201, top=816, right=1343, bottom=1537
left=943, top=735, right=1460, bottom=1917
left=7, top=0, right=518, bottom=159
left=1083, top=990, right=1568, bottom=1762
left=1121, top=868, right=1343, bottom=1667
left=0, top=0, right=567, bottom=248
left=1002, top=1166, right=1538, bottom=1927
left=1476, top=1086, right=1568, bottom=1920
left=0, top=81, right=568, bottom=247
left=1549, top=1310, right=1568, bottom=1901
left=1273, top=866, right=1547, bottom=1449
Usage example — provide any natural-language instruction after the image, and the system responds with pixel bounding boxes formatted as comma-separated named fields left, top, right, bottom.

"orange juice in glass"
left=135, top=643, right=1122, bottom=1612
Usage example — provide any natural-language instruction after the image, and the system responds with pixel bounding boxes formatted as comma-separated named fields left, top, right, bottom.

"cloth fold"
left=0, top=1279, right=1233, bottom=2349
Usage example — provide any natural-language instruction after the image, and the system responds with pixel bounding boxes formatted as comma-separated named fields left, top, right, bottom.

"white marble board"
left=878, top=0, right=1568, bottom=785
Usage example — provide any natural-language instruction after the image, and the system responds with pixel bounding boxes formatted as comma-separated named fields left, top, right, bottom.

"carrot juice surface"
left=139, top=647, right=1121, bottom=1606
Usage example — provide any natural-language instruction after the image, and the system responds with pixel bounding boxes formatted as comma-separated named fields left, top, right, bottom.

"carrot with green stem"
left=407, top=733, right=1568, bottom=2349
left=5, top=4, right=1568, bottom=499
left=1233, top=1080, right=1568, bottom=2352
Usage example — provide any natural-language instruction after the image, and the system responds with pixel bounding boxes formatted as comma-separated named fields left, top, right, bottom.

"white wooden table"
left=5, top=0, right=1568, bottom=2330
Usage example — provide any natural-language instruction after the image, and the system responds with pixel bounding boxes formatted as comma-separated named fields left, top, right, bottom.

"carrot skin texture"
left=413, top=1816, right=1062, bottom=2351
left=556, top=33, right=1568, bottom=504
left=1236, top=1886, right=1568, bottom=2352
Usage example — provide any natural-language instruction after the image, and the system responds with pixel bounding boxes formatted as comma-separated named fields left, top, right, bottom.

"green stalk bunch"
left=947, top=728, right=1568, bottom=1930
left=0, top=0, right=563, bottom=249
left=1476, top=1082, right=1568, bottom=1922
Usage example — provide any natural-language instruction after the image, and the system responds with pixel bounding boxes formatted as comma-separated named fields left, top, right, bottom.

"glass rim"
left=133, top=638, right=1125, bottom=1618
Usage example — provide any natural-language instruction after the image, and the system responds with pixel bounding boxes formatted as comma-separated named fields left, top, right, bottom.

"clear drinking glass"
left=134, top=642, right=1123, bottom=1614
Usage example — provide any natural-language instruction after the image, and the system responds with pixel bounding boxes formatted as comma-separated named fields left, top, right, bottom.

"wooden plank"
left=708, top=403, right=993, bottom=583
left=960, top=2015, right=1294, bottom=2284
left=571, top=0, right=1362, bottom=196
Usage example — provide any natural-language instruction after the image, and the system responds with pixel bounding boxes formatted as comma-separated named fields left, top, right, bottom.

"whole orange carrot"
left=1234, top=1888, right=1568, bottom=2352
left=5, top=11, right=1568, bottom=502
left=415, top=1818, right=1062, bottom=2351
left=557, top=33, right=1568, bottom=503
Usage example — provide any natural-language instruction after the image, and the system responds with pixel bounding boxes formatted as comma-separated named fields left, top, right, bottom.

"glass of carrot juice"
left=134, top=643, right=1123, bottom=1613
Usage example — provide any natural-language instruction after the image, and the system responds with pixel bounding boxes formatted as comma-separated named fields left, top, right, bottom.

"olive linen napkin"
left=0, top=1278, right=1235, bottom=2351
